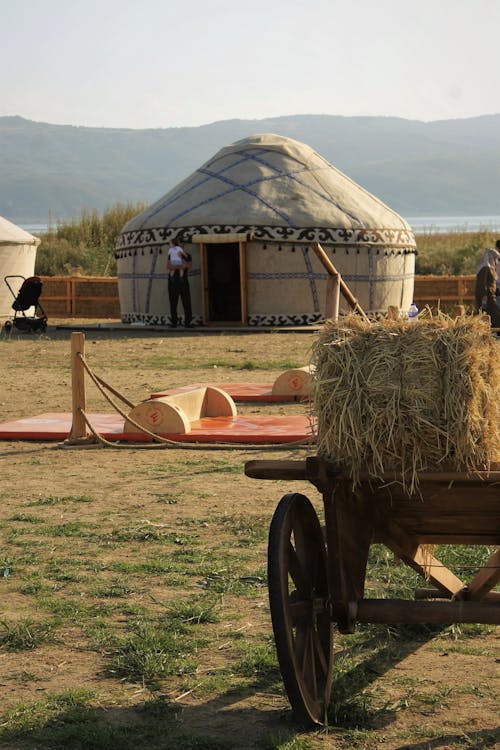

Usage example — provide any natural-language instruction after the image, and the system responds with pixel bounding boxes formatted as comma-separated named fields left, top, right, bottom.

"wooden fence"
left=38, top=274, right=477, bottom=319
left=413, top=275, right=475, bottom=310
left=39, top=276, right=121, bottom=318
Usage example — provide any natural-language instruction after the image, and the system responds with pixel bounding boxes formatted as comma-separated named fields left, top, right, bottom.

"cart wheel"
left=268, top=492, right=333, bottom=725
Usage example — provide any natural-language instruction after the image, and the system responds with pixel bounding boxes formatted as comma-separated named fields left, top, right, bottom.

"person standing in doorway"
left=167, top=239, right=193, bottom=327
left=474, top=241, right=500, bottom=329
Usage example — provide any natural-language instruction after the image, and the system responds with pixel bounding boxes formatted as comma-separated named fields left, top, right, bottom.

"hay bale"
left=311, top=314, right=500, bottom=492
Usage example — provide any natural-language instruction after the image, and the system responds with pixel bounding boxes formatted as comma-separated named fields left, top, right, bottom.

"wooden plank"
left=415, top=588, right=500, bottom=602
left=364, top=481, right=500, bottom=544
left=324, top=481, right=373, bottom=632
left=70, top=278, right=76, bottom=315
left=355, top=599, right=500, bottom=625
left=375, top=516, right=466, bottom=597
left=51, top=296, right=118, bottom=302
left=309, top=456, right=500, bottom=484
left=465, top=549, right=500, bottom=600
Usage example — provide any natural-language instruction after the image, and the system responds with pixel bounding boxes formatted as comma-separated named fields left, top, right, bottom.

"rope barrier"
left=66, top=353, right=315, bottom=451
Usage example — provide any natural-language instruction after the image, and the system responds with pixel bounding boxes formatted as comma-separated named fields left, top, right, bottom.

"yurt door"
left=201, top=242, right=246, bottom=324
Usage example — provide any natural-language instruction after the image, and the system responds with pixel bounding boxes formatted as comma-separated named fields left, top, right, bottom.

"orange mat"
left=0, top=413, right=315, bottom=444
left=150, top=383, right=309, bottom=403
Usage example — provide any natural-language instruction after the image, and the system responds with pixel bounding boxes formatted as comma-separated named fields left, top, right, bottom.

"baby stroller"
left=3, top=275, right=48, bottom=333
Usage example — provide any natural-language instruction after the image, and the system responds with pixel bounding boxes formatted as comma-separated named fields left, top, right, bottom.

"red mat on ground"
left=0, top=413, right=315, bottom=444
left=150, top=383, right=308, bottom=402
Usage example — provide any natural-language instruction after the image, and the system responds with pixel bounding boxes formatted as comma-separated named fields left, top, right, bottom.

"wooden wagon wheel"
left=268, top=492, right=333, bottom=725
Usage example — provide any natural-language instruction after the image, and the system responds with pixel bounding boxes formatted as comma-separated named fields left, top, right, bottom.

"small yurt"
left=0, top=216, right=41, bottom=317
left=116, top=134, right=416, bottom=326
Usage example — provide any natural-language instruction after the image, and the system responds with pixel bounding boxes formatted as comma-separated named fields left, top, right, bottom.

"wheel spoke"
left=288, top=541, right=308, bottom=593
left=312, top=624, right=328, bottom=675
left=301, top=626, right=312, bottom=675
left=303, top=629, right=317, bottom=700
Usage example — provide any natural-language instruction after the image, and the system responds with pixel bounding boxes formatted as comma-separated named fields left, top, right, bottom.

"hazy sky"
left=2, top=0, right=500, bottom=129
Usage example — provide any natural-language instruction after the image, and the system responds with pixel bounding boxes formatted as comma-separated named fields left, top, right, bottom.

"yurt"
left=0, top=216, right=40, bottom=318
left=116, top=134, right=416, bottom=326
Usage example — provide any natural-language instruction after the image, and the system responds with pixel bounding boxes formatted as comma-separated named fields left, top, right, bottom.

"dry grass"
left=311, top=312, right=500, bottom=493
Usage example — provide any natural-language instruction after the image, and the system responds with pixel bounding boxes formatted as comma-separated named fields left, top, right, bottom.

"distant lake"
left=20, top=216, right=500, bottom=236
left=20, top=223, right=54, bottom=236
left=404, top=215, right=500, bottom=233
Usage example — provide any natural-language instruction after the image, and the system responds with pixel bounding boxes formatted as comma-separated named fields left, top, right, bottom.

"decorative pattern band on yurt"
left=116, top=133, right=417, bottom=326
left=0, top=216, right=41, bottom=318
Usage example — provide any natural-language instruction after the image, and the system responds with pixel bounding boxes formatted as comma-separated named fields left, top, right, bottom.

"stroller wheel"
left=3, top=320, right=12, bottom=333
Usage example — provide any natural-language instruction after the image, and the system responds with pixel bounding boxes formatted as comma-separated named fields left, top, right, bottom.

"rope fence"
left=64, top=332, right=314, bottom=451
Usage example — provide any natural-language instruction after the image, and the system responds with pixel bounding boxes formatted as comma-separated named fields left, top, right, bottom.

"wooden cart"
left=244, top=456, right=500, bottom=725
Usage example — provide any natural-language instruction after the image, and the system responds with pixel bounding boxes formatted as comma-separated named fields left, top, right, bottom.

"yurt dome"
left=116, top=133, right=416, bottom=326
left=0, top=216, right=40, bottom=318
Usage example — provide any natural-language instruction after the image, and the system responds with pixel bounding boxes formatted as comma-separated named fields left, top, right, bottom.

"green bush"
left=415, top=229, right=497, bottom=275
left=35, top=202, right=146, bottom=276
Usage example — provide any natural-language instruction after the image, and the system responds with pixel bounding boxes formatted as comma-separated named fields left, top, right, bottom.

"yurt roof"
left=118, top=133, right=415, bottom=249
left=0, top=216, right=40, bottom=247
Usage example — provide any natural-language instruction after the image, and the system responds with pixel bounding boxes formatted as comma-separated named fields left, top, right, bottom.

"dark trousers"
left=168, top=272, right=192, bottom=325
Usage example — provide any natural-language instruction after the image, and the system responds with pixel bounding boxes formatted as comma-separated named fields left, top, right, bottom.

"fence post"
left=65, top=278, right=71, bottom=316
left=71, top=278, right=76, bottom=316
left=68, top=332, right=89, bottom=442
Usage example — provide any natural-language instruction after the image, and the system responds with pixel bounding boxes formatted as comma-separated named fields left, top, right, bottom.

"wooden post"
left=325, top=275, right=340, bottom=321
left=464, top=548, right=500, bottom=600
left=311, top=242, right=370, bottom=322
left=200, top=244, right=208, bottom=324
left=239, top=240, right=247, bottom=324
left=71, top=278, right=76, bottom=316
left=65, top=278, right=72, bottom=316
left=68, top=332, right=88, bottom=441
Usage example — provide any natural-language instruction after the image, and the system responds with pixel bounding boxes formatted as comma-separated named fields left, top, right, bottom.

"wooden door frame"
left=193, top=233, right=250, bottom=325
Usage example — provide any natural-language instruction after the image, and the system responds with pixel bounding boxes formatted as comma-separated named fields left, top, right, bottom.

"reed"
left=415, top=229, right=498, bottom=275
left=35, top=201, right=145, bottom=276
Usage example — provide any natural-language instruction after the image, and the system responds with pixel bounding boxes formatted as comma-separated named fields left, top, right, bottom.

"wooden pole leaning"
left=67, top=331, right=91, bottom=444
left=387, top=305, right=401, bottom=320
left=311, top=242, right=370, bottom=322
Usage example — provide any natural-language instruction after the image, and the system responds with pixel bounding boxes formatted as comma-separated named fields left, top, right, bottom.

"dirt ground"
left=0, top=321, right=498, bottom=750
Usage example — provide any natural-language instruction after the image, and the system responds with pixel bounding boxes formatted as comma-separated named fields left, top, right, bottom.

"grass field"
left=0, top=326, right=498, bottom=750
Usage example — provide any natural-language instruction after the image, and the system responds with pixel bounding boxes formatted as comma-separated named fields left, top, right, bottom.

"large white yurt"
left=116, top=134, right=416, bottom=326
left=0, top=216, right=40, bottom=318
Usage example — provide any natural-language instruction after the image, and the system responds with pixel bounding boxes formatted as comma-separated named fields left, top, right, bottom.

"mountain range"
left=1, top=113, right=499, bottom=223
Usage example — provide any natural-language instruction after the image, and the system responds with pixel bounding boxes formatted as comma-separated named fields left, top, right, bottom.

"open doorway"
left=206, top=243, right=242, bottom=322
